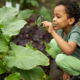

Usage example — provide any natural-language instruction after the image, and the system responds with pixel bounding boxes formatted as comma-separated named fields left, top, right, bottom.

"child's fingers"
left=41, top=21, right=48, bottom=28
left=41, top=21, right=46, bottom=27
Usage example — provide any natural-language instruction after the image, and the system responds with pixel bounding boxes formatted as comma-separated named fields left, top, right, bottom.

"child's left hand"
left=42, top=21, right=54, bottom=33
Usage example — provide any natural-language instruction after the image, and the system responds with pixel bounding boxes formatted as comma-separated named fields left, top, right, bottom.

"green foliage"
left=0, top=7, right=26, bottom=53
left=4, top=42, right=49, bottom=70
left=45, top=39, right=61, bottom=59
left=20, top=0, right=39, bottom=9
left=18, top=9, right=33, bottom=20
left=0, top=7, right=18, bottom=25
left=12, top=67, right=47, bottom=80
left=5, top=0, right=39, bottom=8
left=40, top=7, right=51, bottom=21
left=25, top=0, right=39, bottom=7
left=36, top=16, right=43, bottom=27
left=18, top=6, right=51, bottom=28
left=26, top=42, right=37, bottom=50
left=0, top=60, right=6, bottom=75
left=0, top=7, right=26, bottom=42
left=0, top=34, right=9, bottom=53
left=0, top=6, right=51, bottom=80
left=4, top=72, right=20, bottom=80
left=2, top=19, right=26, bottom=40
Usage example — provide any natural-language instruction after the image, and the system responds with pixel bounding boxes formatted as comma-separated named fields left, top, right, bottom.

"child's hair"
left=56, top=0, right=80, bottom=25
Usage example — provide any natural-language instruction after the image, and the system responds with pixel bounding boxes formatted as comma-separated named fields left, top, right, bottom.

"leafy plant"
left=12, top=7, right=52, bottom=53
left=45, top=39, right=61, bottom=59
left=4, top=42, right=49, bottom=70
left=11, top=7, right=52, bottom=75
left=0, top=6, right=50, bottom=80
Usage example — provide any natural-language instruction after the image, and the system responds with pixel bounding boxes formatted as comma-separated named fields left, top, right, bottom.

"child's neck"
left=63, top=26, right=72, bottom=36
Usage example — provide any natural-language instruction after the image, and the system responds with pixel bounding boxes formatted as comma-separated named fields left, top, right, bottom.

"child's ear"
left=69, top=17, right=75, bottom=25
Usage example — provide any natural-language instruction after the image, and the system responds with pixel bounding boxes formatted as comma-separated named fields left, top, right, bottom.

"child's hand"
left=42, top=21, right=54, bottom=33
left=63, top=72, right=70, bottom=80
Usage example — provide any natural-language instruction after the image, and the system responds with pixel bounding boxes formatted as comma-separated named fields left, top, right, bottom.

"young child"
left=42, top=0, right=80, bottom=80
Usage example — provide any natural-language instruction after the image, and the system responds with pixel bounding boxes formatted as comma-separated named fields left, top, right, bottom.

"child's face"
left=53, top=5, right=73, bottom=30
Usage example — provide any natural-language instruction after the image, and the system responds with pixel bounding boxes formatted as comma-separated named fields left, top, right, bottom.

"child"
left=42, top=0, right=80, bottom=80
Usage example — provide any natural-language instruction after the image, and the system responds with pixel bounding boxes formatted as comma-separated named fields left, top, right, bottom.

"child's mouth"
left=53, top=24, right=57, bottom=27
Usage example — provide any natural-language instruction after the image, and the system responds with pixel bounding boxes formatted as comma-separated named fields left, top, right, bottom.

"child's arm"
left=51, top=30, right=77, bottom=55
left=42, top=21, right=77, bottom=55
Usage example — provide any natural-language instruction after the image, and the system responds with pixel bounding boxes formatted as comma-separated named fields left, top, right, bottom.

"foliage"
left=11, top=67, right=48, bottom=80
left=17, top=9, right=33, bottom=20
left=45, top=39, right=61, bottom=59
left=4, top=42, right=49, bottom=70
left=39, top=7, right=52, bottom=21
left=11, top=6, right=52, bottom=76
left=0, top=7, right=26, bottom=53
left=0, top=6, right=51, bottom=80
left=17, top=6, right=51, bottom=21
left=12, top=7, right=52, bottom=53
left=5, top=0, right=39, bottom=9
left=20, top=0, right=39, bottom=9
left=4, top=72, right=20, bottom=80
left=0, top=60, right=6, bottom=75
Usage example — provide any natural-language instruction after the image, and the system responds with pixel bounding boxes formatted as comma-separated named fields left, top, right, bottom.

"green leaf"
left=12, top=67, right=47, bottom=80
left=31, top=1, right=39, bottom=7
left=4, top=72, right=20, bottom=80
left=40, top=7, right=51, bottom=21
left=2, top=19, right=26, bottom=41
left=45, top=39, right=61, bottom=59
left=18, top=9, right=33, bottom=20
left=0, top=24, right=5, bottom=29
left=0, top=7, right=18, bottom=25
left=0, top=34, right=9, bottom=53
left=0, top=60, right=6, bottom=75
left=4, top=42, right=49, bottom=70
left=25, top=42, right=37, bottom=50
left=26, top=0, right=39, bottom=7
left=36, top=16, right=42, bottom=27
left=36, top=16, right=46, bottom=30
left=0, top=7, right=26, bottom=42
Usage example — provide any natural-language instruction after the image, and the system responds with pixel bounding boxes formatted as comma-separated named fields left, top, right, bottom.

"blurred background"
left=0, top=0, right=55, bottom=12
left=0, top=0, right=80, bottom=17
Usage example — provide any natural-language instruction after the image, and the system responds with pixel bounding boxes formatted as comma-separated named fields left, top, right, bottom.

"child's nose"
left=52, top=17, right=56, bottom=22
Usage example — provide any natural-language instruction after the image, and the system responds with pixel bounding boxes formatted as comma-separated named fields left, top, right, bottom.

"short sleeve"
left=68, top=32, right=80, bottom=46
left=57, top=29, right=63, bottom=37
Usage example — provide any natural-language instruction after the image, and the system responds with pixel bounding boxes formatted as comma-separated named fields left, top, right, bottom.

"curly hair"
left=56, top=0, right=80, bottom=25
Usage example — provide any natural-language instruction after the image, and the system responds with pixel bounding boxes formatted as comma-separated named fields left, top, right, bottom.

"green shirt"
left=57, top=26, right=80, bottom=59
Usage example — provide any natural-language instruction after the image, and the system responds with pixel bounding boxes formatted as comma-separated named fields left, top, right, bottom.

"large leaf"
left=4, top=72, right=20, bottom=80
left=2, top=19, right=26, bottom=41
left=45, top=39, right=61, bottom=59
left=0, top=34, right=9, bottom=53
left=4, top=42, right=49, bottom=70
left=0, top=7, right=26, bottom=42
left=12, top=67, right=47, bottom=80
left=0, top=7, right=18, bottom=25
left=18, top=9, right=33, bottom=20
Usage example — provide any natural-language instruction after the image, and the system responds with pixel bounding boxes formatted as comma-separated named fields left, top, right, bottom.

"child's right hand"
left=63, top=72, right=70, bottom=80
left=42, top=21, right=54, bottom=33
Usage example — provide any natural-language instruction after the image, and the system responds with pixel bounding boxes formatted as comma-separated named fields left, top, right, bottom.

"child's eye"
left=57, top=16, right=61, bottom=18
